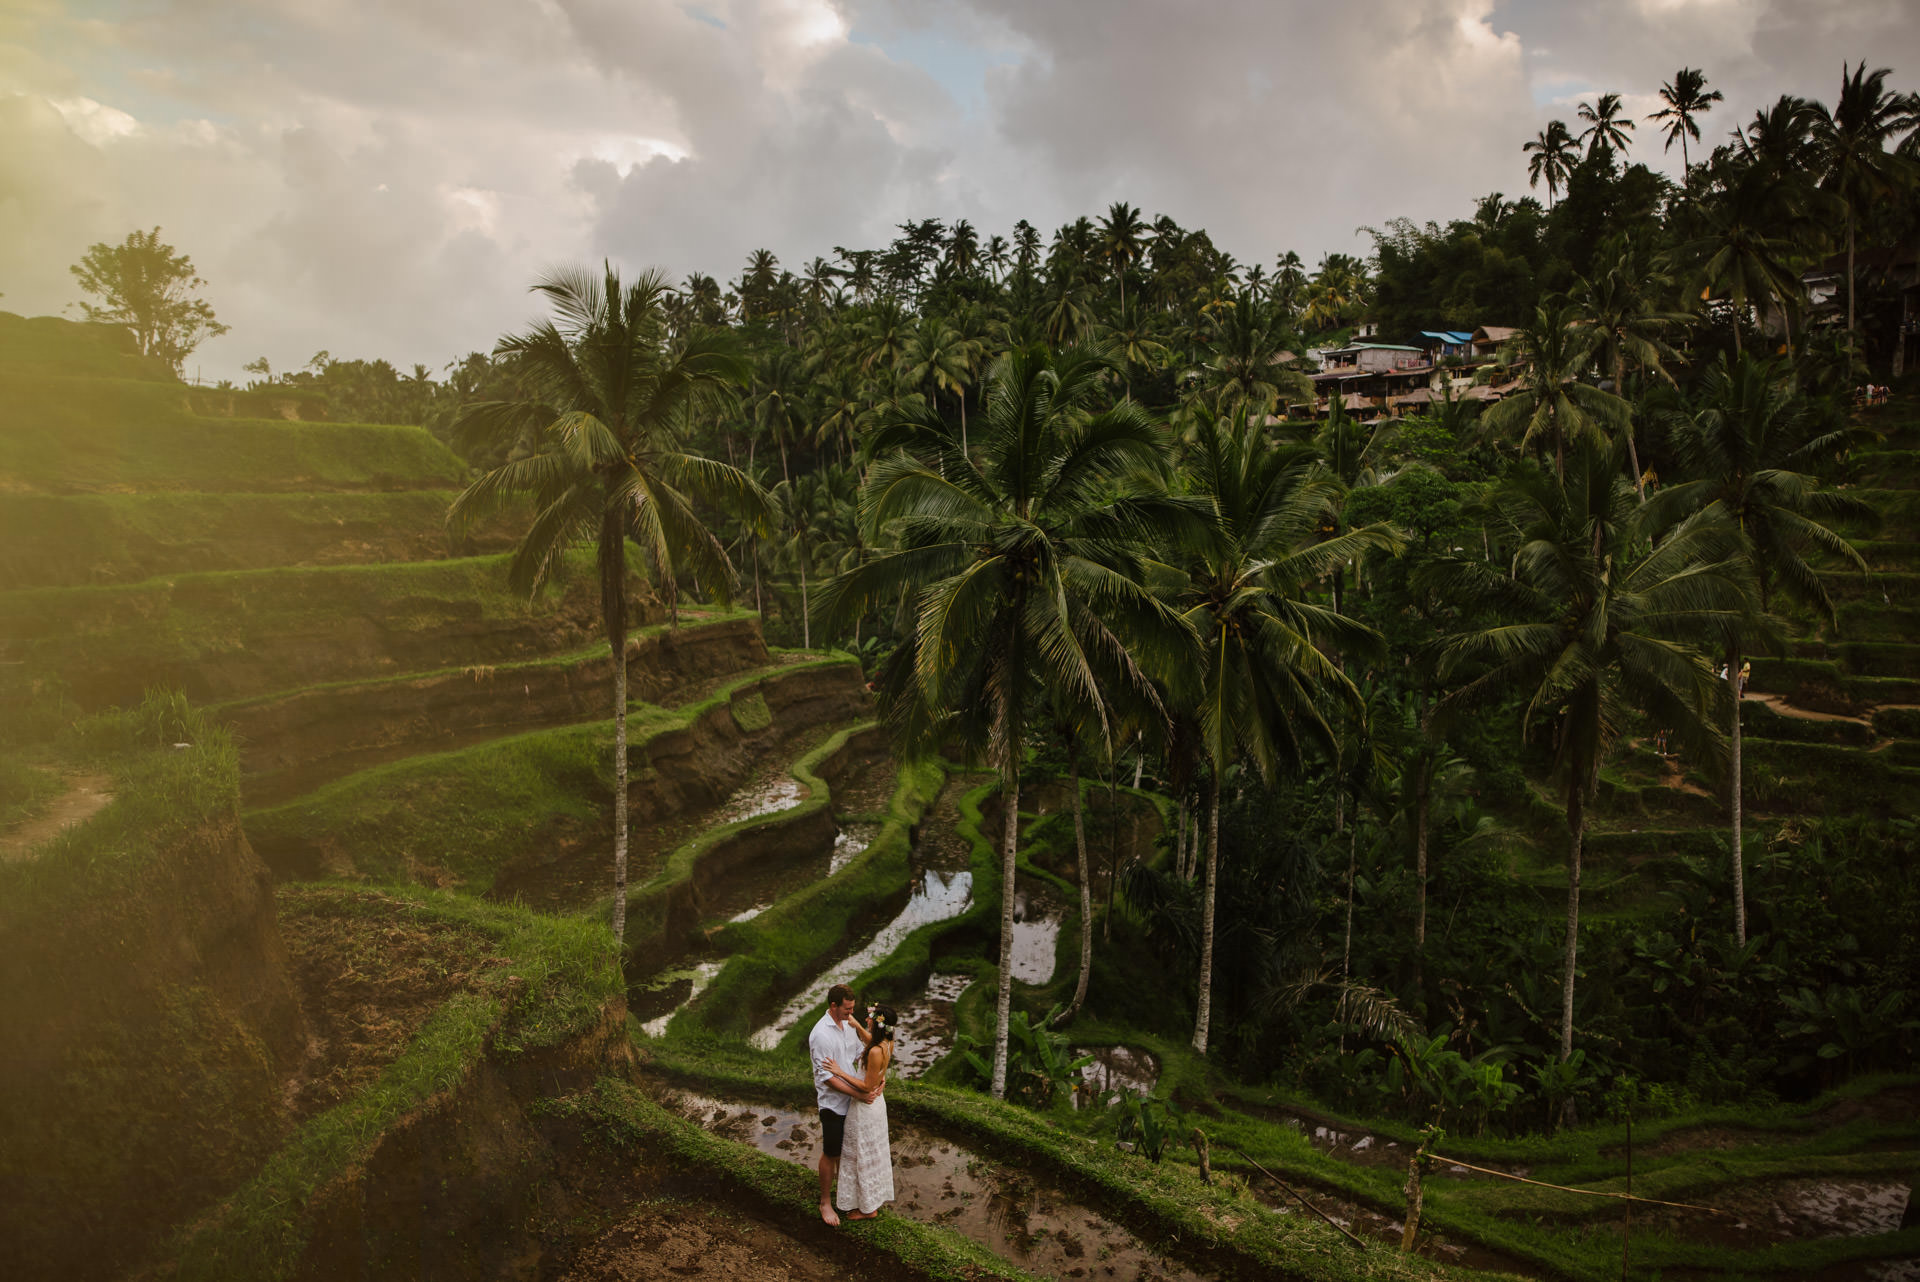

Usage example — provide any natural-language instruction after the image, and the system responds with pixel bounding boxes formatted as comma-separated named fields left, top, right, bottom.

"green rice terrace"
left=1, top=295, right=1915, bottom=1282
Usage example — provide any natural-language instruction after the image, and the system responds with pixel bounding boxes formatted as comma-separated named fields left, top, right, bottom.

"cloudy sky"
left=3, top=0, right=1917, bottom=382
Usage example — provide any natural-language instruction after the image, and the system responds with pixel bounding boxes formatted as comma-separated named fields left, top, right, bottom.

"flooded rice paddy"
left=659, top=1087, right=1213, bottom=1281
left=749, top=869, right=973, bottom=1050
left=1071, top=1045, right=1159, bottom=1107
left=889, top=972, right=974, bottom=1079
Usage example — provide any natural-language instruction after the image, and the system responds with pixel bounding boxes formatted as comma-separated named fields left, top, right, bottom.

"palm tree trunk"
left=960, top=392, right=968, bottom=457
left=1174, top=793, right=1189, bottom=881
left=1341, top=822, right=1357, bottom=982
left=1560, top=784, right=1585, bottom=1062
left=1192, top=769, right=1221, bottom=1055
left=990, top=696, right=1021, bottom=1101
left=611, top=632, right=629, bottom=948
left=798, top=534, right=811, bottom=649
left=1729, top=649, right=1746, bottom=946
left=1415, top=764, right=1431, bottom=956
left=1846, top=212, right=1857, bottom=347
left=1620, top=353, right=1646, bottom=503
left=1063, top=746, right=1092, bottom=1023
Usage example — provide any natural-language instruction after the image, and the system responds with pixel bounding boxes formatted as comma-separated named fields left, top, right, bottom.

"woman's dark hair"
left=859, top=1004, right=898, bottom=1070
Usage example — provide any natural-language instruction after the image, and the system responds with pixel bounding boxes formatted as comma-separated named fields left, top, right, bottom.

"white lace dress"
left=835, top=1065, right=893, bottom=1214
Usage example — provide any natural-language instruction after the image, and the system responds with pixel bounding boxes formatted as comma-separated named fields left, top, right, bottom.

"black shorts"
left=818, top=1107, right=847, bottom=1158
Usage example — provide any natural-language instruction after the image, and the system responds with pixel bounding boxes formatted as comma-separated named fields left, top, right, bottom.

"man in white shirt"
left=808, top=982, right=874, bottom=1226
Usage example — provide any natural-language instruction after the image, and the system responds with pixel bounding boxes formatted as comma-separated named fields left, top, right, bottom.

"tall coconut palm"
left=1810, top=62, right=1915, bottom=342
left=1099, top=300, right=1169, bottom=403
left=819, top=344, right=1188, bottom=1098
left=902, top=315, right=983, bottom=451
left=1169, top=413, right=1395, bottom=1054
left=1430, top=441, right=1743, bottom=1062
left=1569, top=244, right=1689, bottom=498
left=449, top=265, right=767, bottom=947
left=1576, top=92, right=1636, bottom=161
left=750, top=347, right=808, bottom=485
left=1654, top=354, right=1874, bottom=945
left=1098, top=201, right=1151, bottom=317
left=1480, top=302, right=1630, bottom=477
left=1524, top=120, right=1578, bottom=209
left=773, top=471, right=836, bottom=649
left=1272, top=250, right=1309, bottom=320
left=1648, top=68, right=1724, bottom=172
left=1193, top=291, right=1313, bottom=424
left=1672, top=165, right=1803, bottom=357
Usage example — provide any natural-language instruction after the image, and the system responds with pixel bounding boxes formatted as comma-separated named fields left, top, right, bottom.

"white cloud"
left=0, top=0, right=1914, bottom=382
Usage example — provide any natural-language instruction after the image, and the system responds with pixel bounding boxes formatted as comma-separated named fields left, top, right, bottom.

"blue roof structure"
left=1421, top=330, right=1475, bottom=345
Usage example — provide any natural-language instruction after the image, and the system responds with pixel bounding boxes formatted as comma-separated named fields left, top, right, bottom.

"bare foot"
left=820, top=1201, right=841, bottom=1227
left=845, top=1209, right=878, bottom=1221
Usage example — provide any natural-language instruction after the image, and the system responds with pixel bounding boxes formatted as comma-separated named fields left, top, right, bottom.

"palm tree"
left=773, top=471, right=834, bottom=649
left=1576, top=93, right=1635, bottom=161
left=1192, top=292, right=1312, bottom=424
left=1169, top=414, right=1394, bottom=1054
left=1523, top=120, right=1578, bottom=209
left=1431, top=442, right=1742, bottom=1062
left=1099, top=300, right=1168, bottom=403
left=1810, top=62, right=1915, bottom=343
left=1272, top=250, right=1309, bottom=320
left=1098, top=201, right=1151, bottom=316
left=1648, top=68, right=1724, bottom=171
left=1481, top=302, right=1630, bottom=477
left=1569, top=243, right=1688, bottom=498
left=449, top=265, right=766, bottom=947
left=750, top=347, right=808, bottom=485
left=1673, top=165, right=1803, bottom=357
left=945, top=219, right=982, bottom=279
left=901, top=315, right=983, bottom=451
left=820, top=344, right=1185, bottom=1098
left=1655, top=355, right=1874, bottom=945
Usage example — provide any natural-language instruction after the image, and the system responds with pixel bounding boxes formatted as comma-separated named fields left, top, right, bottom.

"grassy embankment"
left=0, top=371, right=461, bottom=494
left=159, top=883, right=624, bottom=1282
left=243, top=654, right=862, bottom=893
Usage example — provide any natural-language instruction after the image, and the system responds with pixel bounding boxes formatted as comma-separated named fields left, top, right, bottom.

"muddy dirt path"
left=0, top=773, right=112, bottom=861
left=1744, top=690, right=1876, bottom=726
left=551, top=1197, right=847, bottom=1282
left=658, top=1086, right=1213, bottom=1281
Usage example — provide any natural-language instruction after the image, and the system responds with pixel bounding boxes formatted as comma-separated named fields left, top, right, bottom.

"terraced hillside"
left=4, top=315, right=1912, bottom=1282
left=1569, top=391, right=1920, bottom=885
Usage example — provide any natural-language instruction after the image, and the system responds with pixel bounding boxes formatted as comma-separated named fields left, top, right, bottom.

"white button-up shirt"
left=809, top=1010, right=865, bottom=1114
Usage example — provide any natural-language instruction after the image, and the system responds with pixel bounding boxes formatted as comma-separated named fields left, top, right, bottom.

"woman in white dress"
left=824, top=1004, right=895, bottom=1220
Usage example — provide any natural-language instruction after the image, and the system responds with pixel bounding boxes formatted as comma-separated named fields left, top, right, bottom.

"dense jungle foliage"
left=249, top=63, right=1920, bottom=1134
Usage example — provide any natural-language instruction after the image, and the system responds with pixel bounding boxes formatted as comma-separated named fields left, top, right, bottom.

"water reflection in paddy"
left=890, top=972, right=974, bottom=1079
left=634, top=960, right=724, bottom=1037
left=659, top=1087, right=1213, bottom=1281
left=749, top=869, right=973, bottom=1050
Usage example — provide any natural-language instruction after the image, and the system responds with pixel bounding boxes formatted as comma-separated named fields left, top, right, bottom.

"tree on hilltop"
left=68, top=227, right=229, bottom=373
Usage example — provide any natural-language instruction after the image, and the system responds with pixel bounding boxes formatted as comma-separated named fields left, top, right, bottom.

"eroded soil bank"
left=0, top=816, right=305, bottom=1282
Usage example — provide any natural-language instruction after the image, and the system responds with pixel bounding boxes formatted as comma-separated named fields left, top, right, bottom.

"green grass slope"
left=0, top=373, right=465, bottom=494
left=0, top=490, right=509, bottom=588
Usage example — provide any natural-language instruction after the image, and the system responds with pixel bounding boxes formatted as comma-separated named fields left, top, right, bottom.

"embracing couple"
left=808, top=982, right=896, bottom=1225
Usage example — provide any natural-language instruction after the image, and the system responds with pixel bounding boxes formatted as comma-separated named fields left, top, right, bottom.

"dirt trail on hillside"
left=553, top=1199, right=846, bottom=1282
left=1744, top=691, right=1875, bottom=725
left=0, top=773, right=111, bottom=861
